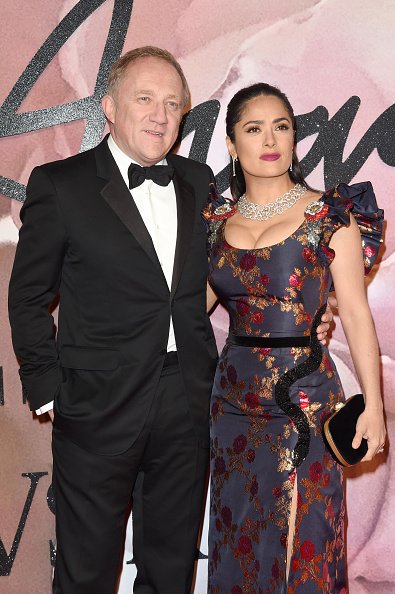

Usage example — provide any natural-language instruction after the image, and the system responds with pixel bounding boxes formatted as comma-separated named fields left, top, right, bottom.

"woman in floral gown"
left=204, top=83, right=386, bottom=593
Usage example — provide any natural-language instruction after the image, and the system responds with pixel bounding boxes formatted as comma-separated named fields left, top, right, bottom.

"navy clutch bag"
left=323, top=393, right=368, bottom=466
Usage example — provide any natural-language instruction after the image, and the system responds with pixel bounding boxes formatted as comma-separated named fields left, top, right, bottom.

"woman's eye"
left=246, top=126, right=260, bottom=133
left=276, top=124, right=289, bottom=131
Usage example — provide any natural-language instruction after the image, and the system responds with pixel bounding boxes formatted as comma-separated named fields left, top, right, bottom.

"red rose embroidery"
left=220, top=375, right=228, bottom=389
left=302, top=247, right=316, bottom=262
left=227, top=365, right=237, bottom=385
left=324, top=356, right=332, bottom=372
left=214, top=456, right=226, bottom=475
left=252, top=311, right=264, bottom=324
left=233, top=434, right=248, bottom=454
left=292, top=557, right=300, bottom=572
left=309, top=461, right=323, bottom=483
left=297, top=492, right=303, bottom=508
left=221, top=506, right=232, bottom=528
left=289, top=273, right=300, bottom=288
left=272, top=559, right=280, bottom=578
left=364, top=245, right=375, bottom=258
left=300, top=539, right=315, bottom=562
left=272, top=486, right=282, bottom=498
left=260, top=273, right=270, bottom=285
left=237, top=535, right=252, bottom=554
left=258, top=347, right=271, bottom=356
left=231, top=587, right=243, bottom=594
left=298, top=390, right=310, bottom=409
left=236, top=299, right=250, bottom=316
left=240, top=253, right=257, bottom=271
left=247, top=449, right=255, bottom=463
left=245, top=392, right=260, bottom=408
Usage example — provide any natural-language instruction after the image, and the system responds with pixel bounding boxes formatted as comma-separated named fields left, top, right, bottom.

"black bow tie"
left=128, top=162, right=174, bottom=189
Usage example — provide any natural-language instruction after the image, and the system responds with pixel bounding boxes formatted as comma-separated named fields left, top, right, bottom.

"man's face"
left=102, top=57, right=185, bottom=166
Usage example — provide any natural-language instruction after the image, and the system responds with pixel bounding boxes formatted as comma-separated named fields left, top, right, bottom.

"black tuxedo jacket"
left=9, top=138, right=218, bottom=454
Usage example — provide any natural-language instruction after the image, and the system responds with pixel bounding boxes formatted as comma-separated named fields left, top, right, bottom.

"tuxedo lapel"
left=95, top=139, right=163, bottom=272
left=169, top=157, right=196, bottom=300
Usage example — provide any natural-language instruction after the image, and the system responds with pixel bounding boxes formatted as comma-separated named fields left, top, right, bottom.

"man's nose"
left=149, top=101, right=168, bottom=124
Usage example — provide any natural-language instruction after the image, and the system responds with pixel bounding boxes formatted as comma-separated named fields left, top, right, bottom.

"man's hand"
left=316, top=302, right=334, bottom=344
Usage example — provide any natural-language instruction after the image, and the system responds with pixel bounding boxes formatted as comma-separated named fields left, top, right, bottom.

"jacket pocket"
left=59, top=345, right=120, bottom=371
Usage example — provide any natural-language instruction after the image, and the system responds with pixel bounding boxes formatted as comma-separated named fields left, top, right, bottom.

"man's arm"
left=317, top=302, right=332, bottom=344
left=8, top=166, right=67, bottom=411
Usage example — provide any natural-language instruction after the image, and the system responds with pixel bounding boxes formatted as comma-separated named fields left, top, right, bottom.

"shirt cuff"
left=35, top=401, right=54, bottom=415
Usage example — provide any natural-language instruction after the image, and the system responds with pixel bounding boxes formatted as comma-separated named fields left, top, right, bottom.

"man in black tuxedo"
left=9, top=46, right=218, bottom=594
left=9, top=46, right=330, bottom=593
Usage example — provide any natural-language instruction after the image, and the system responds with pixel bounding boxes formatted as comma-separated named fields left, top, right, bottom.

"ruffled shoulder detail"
left=202, top=183, right=237, bottom=247
left=305, top=181, right=384, bottom=274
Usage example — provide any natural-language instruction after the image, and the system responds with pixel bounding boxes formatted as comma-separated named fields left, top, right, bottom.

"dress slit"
left=286, top=473, right=298, bottom=584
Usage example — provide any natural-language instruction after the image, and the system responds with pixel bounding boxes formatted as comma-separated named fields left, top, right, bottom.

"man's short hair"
left=107, top=46, right=190, bottom=109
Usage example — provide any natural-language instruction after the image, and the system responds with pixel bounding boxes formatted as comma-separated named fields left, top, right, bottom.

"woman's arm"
left=329, top=214, right=386, bottom=461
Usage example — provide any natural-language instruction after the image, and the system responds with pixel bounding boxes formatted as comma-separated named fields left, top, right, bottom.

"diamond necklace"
left=237, top=183, right=307, bottom=221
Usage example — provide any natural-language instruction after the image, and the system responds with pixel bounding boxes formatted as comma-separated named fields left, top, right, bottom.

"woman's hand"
left=352, top=407, right=386, bottom=461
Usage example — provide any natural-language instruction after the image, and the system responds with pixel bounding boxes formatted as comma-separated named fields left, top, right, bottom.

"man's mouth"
left=145, top=130, right=163, bottom=136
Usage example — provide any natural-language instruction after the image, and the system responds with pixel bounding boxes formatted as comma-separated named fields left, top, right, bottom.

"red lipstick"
left=260, top=153, right=281, bottom=161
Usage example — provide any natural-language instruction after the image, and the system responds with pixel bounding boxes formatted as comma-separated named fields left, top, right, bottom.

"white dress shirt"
left=36, top=135, right=178, bottom=414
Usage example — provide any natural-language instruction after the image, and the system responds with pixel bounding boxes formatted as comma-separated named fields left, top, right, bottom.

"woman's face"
left=227, top=94, right=295, bottom=182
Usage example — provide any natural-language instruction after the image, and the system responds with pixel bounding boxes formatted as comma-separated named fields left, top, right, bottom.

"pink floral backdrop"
left=0, top=1, right=393, bottom=593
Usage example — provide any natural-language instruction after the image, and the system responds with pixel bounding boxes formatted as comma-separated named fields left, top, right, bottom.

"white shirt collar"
left=107, top=135, right=167, bottom=187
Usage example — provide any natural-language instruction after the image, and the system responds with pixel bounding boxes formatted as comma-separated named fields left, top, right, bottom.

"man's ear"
left=102, top=94, right=116, bottom=124
left=226, top=135, right=236, bottom=159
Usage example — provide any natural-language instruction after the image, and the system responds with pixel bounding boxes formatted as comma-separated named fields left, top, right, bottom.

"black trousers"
left=52, top=357, right=209, bottom=594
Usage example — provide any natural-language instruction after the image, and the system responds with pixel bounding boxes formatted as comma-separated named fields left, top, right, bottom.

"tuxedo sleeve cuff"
left=21, top=365, right=62, bottom=411
left=35, top=401, right=54, bottom=415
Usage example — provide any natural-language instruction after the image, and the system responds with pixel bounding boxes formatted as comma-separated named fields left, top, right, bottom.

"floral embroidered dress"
left=203, top=182, right=383, bottom=594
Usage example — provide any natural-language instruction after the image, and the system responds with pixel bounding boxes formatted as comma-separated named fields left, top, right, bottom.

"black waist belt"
left=228, top=333, right=311, bottom=348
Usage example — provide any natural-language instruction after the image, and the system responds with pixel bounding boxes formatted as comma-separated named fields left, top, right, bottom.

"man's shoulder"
left=37, top=145, right=96, bottom=177
left=34, top=137, right=111, bottom=181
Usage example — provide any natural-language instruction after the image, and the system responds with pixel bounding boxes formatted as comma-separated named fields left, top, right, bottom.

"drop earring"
left=289, top=161, right=293, bottom=172
left=232, top=156, right=238, bottom=177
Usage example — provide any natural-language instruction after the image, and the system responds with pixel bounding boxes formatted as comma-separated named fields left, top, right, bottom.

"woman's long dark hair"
left=226, top=82, right=313, bottom=199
